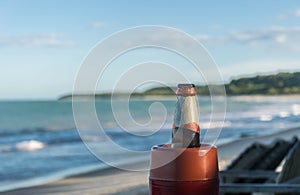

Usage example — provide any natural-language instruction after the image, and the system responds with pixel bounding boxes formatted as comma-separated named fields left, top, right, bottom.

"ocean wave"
left=0, top=127, right=75, bottom=137
left=0, top=128, right=46, bottom=137
left=0, top=128, right=84, bottom=153
left=0, top=127, right=83, bottom=146
left=0, top=145, right=13, bottom=153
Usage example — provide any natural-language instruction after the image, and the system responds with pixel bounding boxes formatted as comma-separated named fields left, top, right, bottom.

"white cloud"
left=230, top=26, right=300, bottom=51
left=275, top=34, right=287, bottom=43
left=278, top=8, right=300, bottom=19
left=230, top=26, right=300, bottom=41
left=0, top=33, right=75, bottom=47
left=196, top=26, right=300, bottom=51
left=195, top=34, right=226, bottom=44
left=89, top=21, right=109, bottom=29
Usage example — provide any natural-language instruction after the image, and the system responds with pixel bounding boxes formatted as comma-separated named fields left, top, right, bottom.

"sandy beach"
left=4, top=126, right=300, bottom=195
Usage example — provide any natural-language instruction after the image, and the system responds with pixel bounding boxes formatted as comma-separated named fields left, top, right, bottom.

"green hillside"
left=143, top=72, right=300, bottom=96
left=59, top=72, right=300, bottom=100
left=226, top=72, right=300, bottom=95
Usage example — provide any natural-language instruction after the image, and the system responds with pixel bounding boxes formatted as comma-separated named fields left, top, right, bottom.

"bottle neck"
left=180, top=95, right=199, bottom=131
left=172, top=94, right=200, bottom=148
left=174, top=95, right=199, bottom=132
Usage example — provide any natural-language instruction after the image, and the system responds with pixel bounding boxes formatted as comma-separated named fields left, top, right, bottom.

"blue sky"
left=1, top=0, right=300, bottom=99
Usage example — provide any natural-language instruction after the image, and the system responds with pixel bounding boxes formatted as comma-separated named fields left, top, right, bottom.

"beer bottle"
left=172, top=84, right=200, bottom=148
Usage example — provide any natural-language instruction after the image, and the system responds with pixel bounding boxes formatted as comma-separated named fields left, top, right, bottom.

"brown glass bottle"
left=172, top=84, right=200, bottom=148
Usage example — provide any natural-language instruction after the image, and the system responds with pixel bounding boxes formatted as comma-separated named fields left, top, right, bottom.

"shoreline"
left=4, top=126, right=300, bottom=195
left=64, top=94, right=300, bottom=101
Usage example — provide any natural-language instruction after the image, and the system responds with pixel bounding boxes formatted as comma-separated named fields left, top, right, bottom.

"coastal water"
left=1, top=96, right=300, bottom=192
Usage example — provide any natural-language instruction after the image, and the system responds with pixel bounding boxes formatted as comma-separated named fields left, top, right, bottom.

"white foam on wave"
left=292, top=104, right=300, bottom=116
left=259, top=114, right=273, bottom=121
left=279, top=111, right=290, bottom=118
left=15, top=140, right=45, bottom=151
left=201, top=121, right=231, bottom=129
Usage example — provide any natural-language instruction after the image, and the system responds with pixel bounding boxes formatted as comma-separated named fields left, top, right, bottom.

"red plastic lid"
left=150, top=144, right=219, bottom=181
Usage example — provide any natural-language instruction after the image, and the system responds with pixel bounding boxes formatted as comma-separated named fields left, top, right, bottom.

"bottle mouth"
left=176, top=84, right=196, bottom=96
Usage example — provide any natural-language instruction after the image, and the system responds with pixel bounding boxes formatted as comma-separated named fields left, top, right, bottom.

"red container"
left=149, top=144, right=219, bottom=195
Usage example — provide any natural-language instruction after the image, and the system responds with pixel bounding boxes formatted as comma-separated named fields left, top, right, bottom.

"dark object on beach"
left=149, top=84, right=219, bottom=195
left=226, top=138, right=297, bottom=184
left=220, top=137, right=300, bottom=194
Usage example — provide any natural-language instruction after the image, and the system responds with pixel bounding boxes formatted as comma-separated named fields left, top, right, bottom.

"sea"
left=0, top=95, right=300, bottom=192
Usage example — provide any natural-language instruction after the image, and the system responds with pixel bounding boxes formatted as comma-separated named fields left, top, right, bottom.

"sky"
left=1, top=0, right=300, bottom=99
